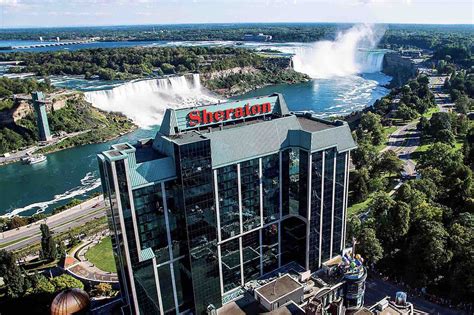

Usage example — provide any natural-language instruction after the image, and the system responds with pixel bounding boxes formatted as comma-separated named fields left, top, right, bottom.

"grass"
left=375, top=125, right=398, bottom=152
left=422, top=106, right=440, bottom=119
left=347, top=196, right=372, bottom=216
left=0, top=236, right=31, bottom=249
left=85, top=236, right=117, bottom=273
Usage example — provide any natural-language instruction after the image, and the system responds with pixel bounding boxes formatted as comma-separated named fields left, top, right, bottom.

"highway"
left=0, top=195, right=106, bottom=251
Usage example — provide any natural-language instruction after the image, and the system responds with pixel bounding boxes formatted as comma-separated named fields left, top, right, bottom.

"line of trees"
left=347, top=68, right=473, bottom=305
left=1, top=47, right=289, bottom=81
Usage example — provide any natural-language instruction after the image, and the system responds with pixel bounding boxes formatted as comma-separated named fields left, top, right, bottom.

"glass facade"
left=165, top=180, right=188, bottom=259
left=174, top=139, right=221, bottom=314
left=262, top=154, right=280, bottom=224
left=309, top=151, right=323, bottom=270
left=221, top=238, right=241, bottom=293
left=133, top=184, right=169, bottom=263
left=240, top=159, right=261, bottom=232
left=321, top=148, right=335, bottom=262
left=242, top=231, right=261, bottom=281
left=100, top=141, right=352, bottom=314
left=261, top=224, right=279, bottom=274
left=281, top=217, right=307, bottom=267
left=217, top=165, right=240, bottom=240
left=282, top=148, right=309, bottom=218
left=133, top=260, right=161, bottom=314
left=158, top=263, right=176, bottom=313
left=333, top=152, right=347, bottom=254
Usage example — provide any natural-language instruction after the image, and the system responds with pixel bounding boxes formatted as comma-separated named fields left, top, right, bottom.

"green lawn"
left=85, top=236, right=117, bottom=273
left=422, top=106, right=440, bottom=119
left=347, top=196, right=372, bottom=216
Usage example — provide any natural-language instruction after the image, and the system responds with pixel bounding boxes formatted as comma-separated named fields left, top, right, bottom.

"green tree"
left=32, top=274, right=55, bottom=294
left=406, top=220, right=452, bottom=286
left=454, top=95, right=470, bottom=114
left=0, top=250, right=26, bottom=298
left=51, top=274, right=84, bottom=291
left=376, top=150, right=404, bottom=176
left=357, top=228, right=383, bottom=264
left=396, top=103, right=418, bottom=121
left=40, top=224, right=57, bottom=261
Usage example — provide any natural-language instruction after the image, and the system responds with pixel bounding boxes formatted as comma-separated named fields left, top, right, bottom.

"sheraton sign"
left=187, top=102, right=272, bottom=127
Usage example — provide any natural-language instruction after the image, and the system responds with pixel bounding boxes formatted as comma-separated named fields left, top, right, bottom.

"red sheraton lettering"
left=188, top=102, right=271, bottom=127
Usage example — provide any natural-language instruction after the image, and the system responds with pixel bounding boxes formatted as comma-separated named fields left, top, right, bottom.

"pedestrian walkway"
left=64, top=231, right=118, bottom=283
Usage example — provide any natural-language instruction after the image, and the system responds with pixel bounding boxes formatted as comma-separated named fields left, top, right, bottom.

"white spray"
left=84, top=74, right=219, bottom=128
left=292, top=24, right=386, bottom=79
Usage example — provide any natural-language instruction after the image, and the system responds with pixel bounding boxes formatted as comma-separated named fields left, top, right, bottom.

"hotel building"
left=97, top=94, right=357, bottom=314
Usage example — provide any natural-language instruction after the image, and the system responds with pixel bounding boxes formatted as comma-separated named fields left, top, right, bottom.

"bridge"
left=5, top=40, right=96, bottom=50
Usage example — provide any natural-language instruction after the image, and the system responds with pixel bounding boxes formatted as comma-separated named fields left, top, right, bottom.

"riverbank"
left=0, top=91, right=136, bottom=165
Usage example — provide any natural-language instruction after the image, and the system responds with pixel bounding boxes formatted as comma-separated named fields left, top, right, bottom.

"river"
left=0, top=26, right=392, bottom=216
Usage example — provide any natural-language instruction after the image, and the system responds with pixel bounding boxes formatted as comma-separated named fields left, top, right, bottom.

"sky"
left=0, top=0, right=472, bottom=28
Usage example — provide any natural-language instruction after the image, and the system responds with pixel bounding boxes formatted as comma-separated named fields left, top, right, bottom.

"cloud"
left=0, top=0, right=19, bottom=6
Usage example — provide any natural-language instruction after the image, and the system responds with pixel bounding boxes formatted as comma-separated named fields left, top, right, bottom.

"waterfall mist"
left=292, top=24, right=386, bottom=79
left=84, top=74, right=219, bottom=128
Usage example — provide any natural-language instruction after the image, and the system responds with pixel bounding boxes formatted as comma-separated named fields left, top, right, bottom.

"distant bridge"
left=7, top=40, right=96, bottom=50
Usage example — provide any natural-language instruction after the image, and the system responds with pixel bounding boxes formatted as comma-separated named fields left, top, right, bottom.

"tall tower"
left=31, top=92, right=52, bottom=141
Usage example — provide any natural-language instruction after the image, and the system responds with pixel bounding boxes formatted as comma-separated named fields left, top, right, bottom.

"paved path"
left=65, top=232, right=118, bottom=283
left=0, top=195, right=106, bottom=251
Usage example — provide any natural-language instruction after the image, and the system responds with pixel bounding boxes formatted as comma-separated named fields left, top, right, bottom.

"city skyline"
left=0, top=0, right=472, bottom=28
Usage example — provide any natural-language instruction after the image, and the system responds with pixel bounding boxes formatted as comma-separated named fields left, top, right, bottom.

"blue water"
left=0, top=128, right=157, bottom=216
left=0, top=38, right=391, bottom=216
left=233, top=73, right=390, bottom=117
left=0, top=71, right=390, bottom=216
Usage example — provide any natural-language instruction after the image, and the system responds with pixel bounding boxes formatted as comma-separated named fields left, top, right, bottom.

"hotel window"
left=240, top=158, right=261, bottom=232
left=262, top=154, right=280, bottom=224
left=217, top=165, right=240, bottom=239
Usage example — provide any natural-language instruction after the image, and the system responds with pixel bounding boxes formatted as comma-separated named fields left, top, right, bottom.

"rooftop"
left=256, top=274, right=303, bottom=303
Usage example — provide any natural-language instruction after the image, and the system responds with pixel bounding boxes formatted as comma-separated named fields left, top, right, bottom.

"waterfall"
left=290, top=24, right=386, bottom=78
left=84, top=74, right=219, bottom=128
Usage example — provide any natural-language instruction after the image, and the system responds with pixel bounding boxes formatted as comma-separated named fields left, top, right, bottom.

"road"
left=0, top=195, right=106, bottom=251
left=365, top=276, right=466, bottom=315
left=382, top=120, right=420, bottom=178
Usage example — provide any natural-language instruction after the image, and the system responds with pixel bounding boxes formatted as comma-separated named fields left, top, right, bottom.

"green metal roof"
left=128, top=157, right=176, bottom=189
left=139, top=247, right=155, bottom=262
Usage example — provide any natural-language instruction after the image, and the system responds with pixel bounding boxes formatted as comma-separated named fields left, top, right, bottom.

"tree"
left=406, top=220, right=452, bottom=286
left=350, top=169, right=369, bottom=202
left=32, top=274, right=55, bottom=294
left=40, top=224, right=57, bottom=261
left=357, top=228, right=383, bottom=264
left=351, top=143, right=379, bottom=170
left=95, top=282, right=113, bottom=297
left=0, top=250, right=26, bottom=298
left=359, top=112, right=384, bottom=146
left=51, top=274, right=84, bottom=291
left=376, top=150, right=404, bottom=176
left=396, top=103, right=418, bottom=121
left=455, top=95, right=470, bottom=114
left=8, top=216, right=28, bottom=229
left=418, top=142, right=463, bottom=174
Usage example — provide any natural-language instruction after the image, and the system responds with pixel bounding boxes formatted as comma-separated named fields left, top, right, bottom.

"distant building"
left=31, top=91, right=52, bottom=141
left=242, top=33, right=273, bottom=41
left=97, top=94, right=357, bottom=314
